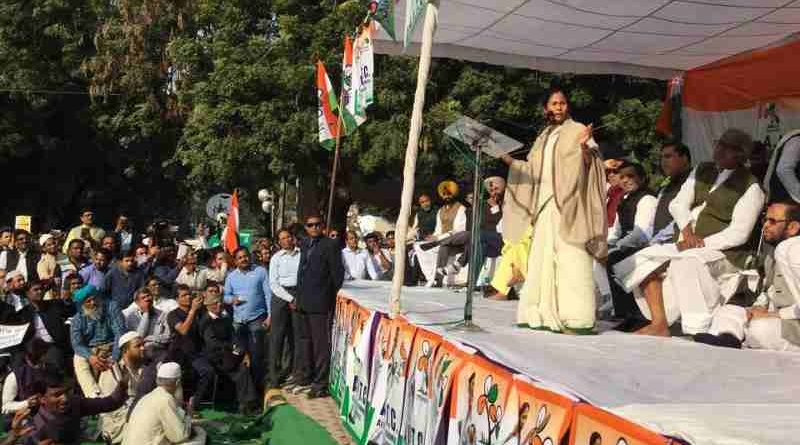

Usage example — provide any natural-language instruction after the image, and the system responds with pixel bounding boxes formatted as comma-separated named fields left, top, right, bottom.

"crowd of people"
left=0, top=87, right=798, bottom=443
left=0, top=211, right=344, bottom=444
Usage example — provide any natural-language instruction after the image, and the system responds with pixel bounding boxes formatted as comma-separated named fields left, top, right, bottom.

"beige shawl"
left=501, top=119, right=607, bottom=258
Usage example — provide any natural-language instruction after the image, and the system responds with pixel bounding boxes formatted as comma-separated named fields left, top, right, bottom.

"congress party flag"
left=223, top=190, right=239, bottom=254
left=353, top=24, right=374, bottom=125
left=341, top=35, right=360, bottom=135
left=316, top=61, right=340, bottom=150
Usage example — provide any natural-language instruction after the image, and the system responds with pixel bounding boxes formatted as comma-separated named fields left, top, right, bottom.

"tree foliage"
left=0, top=0, right=667, bottom=230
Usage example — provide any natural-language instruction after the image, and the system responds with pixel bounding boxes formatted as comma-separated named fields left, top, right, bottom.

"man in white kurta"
left=98, top=332, right=146, bottom=443
left=416, top=181, right=467, bottom=286
left=615, top=129, right=765, bottom=336
left=123, top=362, right=206, bottom=445
left=501, top=90, right=607, bottom=333
left=700, top=202, right=800, bottom=351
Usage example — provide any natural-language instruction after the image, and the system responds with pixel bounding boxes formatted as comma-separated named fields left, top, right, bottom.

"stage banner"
left=400, top=328, right=443, bottom=445
left=447, top=354, right=513, bottom=445
left=331, top=295, right=354, bottom=403
left=366, top=317, right=418, bottom=444
left=342, top=306, right=380, bottom=442
left=569, top=404, right=669, bottom=445
left=495, top=376, right=577, bottom=445
left=425, top=339, right=475, bottom=445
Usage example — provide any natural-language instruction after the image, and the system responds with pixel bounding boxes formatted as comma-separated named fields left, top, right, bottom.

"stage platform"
left=337, top=280, right=800, bottom=445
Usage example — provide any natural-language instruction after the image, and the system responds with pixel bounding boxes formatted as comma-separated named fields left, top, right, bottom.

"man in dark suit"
left=295, top=215, right=344, bottom=398
left=16, top=279, right=76, bottom=370
left=0, top=229, right=40, bottom=282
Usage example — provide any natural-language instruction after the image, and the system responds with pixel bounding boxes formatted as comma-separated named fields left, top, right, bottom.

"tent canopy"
left=374, top=0, right=800, bottom=80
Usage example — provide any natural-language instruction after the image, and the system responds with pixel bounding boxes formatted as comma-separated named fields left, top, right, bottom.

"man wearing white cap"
left=124, top=361, right=206, bottom=445
left=3, top=271, right=27, bottom=312
left=99, top=332, right=146, bottom=443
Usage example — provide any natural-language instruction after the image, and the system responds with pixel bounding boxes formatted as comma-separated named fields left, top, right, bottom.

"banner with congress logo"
left=494, top=376, right=577, bottom=445
left=341, top=306, right=380, bottom=442
left=400, top=328, right=443, bottom=445
left=570, top=404, right=669, bottom=445
left=366, top=317, right=417, bottom=445
left=330, top=296, right=353, bottom=403
left=424, top=339, right=474, bottom=445
left=447, top=354, right=513, bottom=445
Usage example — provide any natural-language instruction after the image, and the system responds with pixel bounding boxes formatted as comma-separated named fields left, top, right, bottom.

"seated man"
left=414, top=181, right=467, bottom=286
left=198, top=290, right=259, bottom=414
left=122, top=287, right=171, bottom=360
left=364, top=232, right=392, bottom=281
left=167, top=284, right=212, bottom=412
left=29, top=370, right=128, bottom=445
left=98, top=332, right=147, bottom=443
left=607, top=143, right=692, bottom=329
left=614, top=129, right=765, bottom=336
left=431, top=176, right=506, bottom=280
left=70, top=284, right=126, bottom=397
left=1, top=339, right=47, bottom=417
left=599, top=162, right=657, bottom=319
left=697, top=201, right=800, bottom=350
left=16, top=279, right=76, bottom=370
left=123, top=362, right=207, bottom=445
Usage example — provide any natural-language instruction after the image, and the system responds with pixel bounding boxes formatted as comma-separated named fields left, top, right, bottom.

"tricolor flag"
left=316, top=61, right=340, bottom=150
left=353, top=24, right=374, bottom=124
left=223, top=190, right=239, bottom=254
left=341, top=35, right=360, bottom=134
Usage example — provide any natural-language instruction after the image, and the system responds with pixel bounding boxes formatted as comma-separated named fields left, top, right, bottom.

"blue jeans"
left=234, top=315, right=268, bottom=389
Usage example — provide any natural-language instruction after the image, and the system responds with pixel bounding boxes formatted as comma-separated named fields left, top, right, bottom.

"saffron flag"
left=316, top=61, right=340, bottom=150
left=353, top=24, right=374, bottom=125
left=223, top=190, right=239, bottom=254
left=341, top=36, right=360, bottom=134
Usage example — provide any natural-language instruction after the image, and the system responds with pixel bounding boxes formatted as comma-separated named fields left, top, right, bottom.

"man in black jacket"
left=295, top=215, right=344, bottom=398
left=17, top=280, right=76, bottom=370
left=197, top=290, right=259, bottom=413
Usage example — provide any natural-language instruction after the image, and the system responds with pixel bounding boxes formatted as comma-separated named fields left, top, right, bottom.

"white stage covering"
left=341, top=280, right=800, bottom=444
left=375, top=1, right=800, bottom=79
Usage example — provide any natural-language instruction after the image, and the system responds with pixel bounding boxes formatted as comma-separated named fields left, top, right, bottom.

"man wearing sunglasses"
left=294, top=215, right=344, bottom=398
left=697, top=201, right=800, bottom=350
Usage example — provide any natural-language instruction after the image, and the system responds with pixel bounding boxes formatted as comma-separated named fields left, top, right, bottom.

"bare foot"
left=508, top=264, right=524, bottom=287
left=634, top=322, right=670, bottom=337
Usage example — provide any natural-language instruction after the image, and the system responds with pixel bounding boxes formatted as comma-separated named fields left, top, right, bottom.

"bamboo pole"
left=389, top=2, right=439, bottom=317
left=326, top=91, right=346, bottom=229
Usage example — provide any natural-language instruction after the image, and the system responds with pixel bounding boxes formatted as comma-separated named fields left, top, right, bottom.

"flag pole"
left=325, top=90, right=345, bottom=229
left=389, top=1, right=439, bottom=318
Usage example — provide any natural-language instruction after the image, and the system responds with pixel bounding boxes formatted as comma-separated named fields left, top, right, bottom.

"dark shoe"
left=613, top=317, right=650, bottom=333
left=693, top=333, right=742, bottom=349
left=307, top=388, right=329, bottom=399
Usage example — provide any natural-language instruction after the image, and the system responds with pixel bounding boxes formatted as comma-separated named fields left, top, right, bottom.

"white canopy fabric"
left=374, top=0, right=800, bottom=80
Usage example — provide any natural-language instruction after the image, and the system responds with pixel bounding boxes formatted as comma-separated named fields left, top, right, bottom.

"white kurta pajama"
left=415, top=205, right=467, bottom=283
left=614, top=165, right=765, bottom=334
left=709, top=236, right=800, bottom=351
left=517, top=126, right=596, bottom=331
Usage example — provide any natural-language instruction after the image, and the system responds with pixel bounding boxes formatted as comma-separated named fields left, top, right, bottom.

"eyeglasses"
left=306, top=222, right=322, bottom=228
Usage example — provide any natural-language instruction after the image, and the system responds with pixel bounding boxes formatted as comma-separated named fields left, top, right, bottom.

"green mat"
left=1, top=405, right=338, bottom=445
